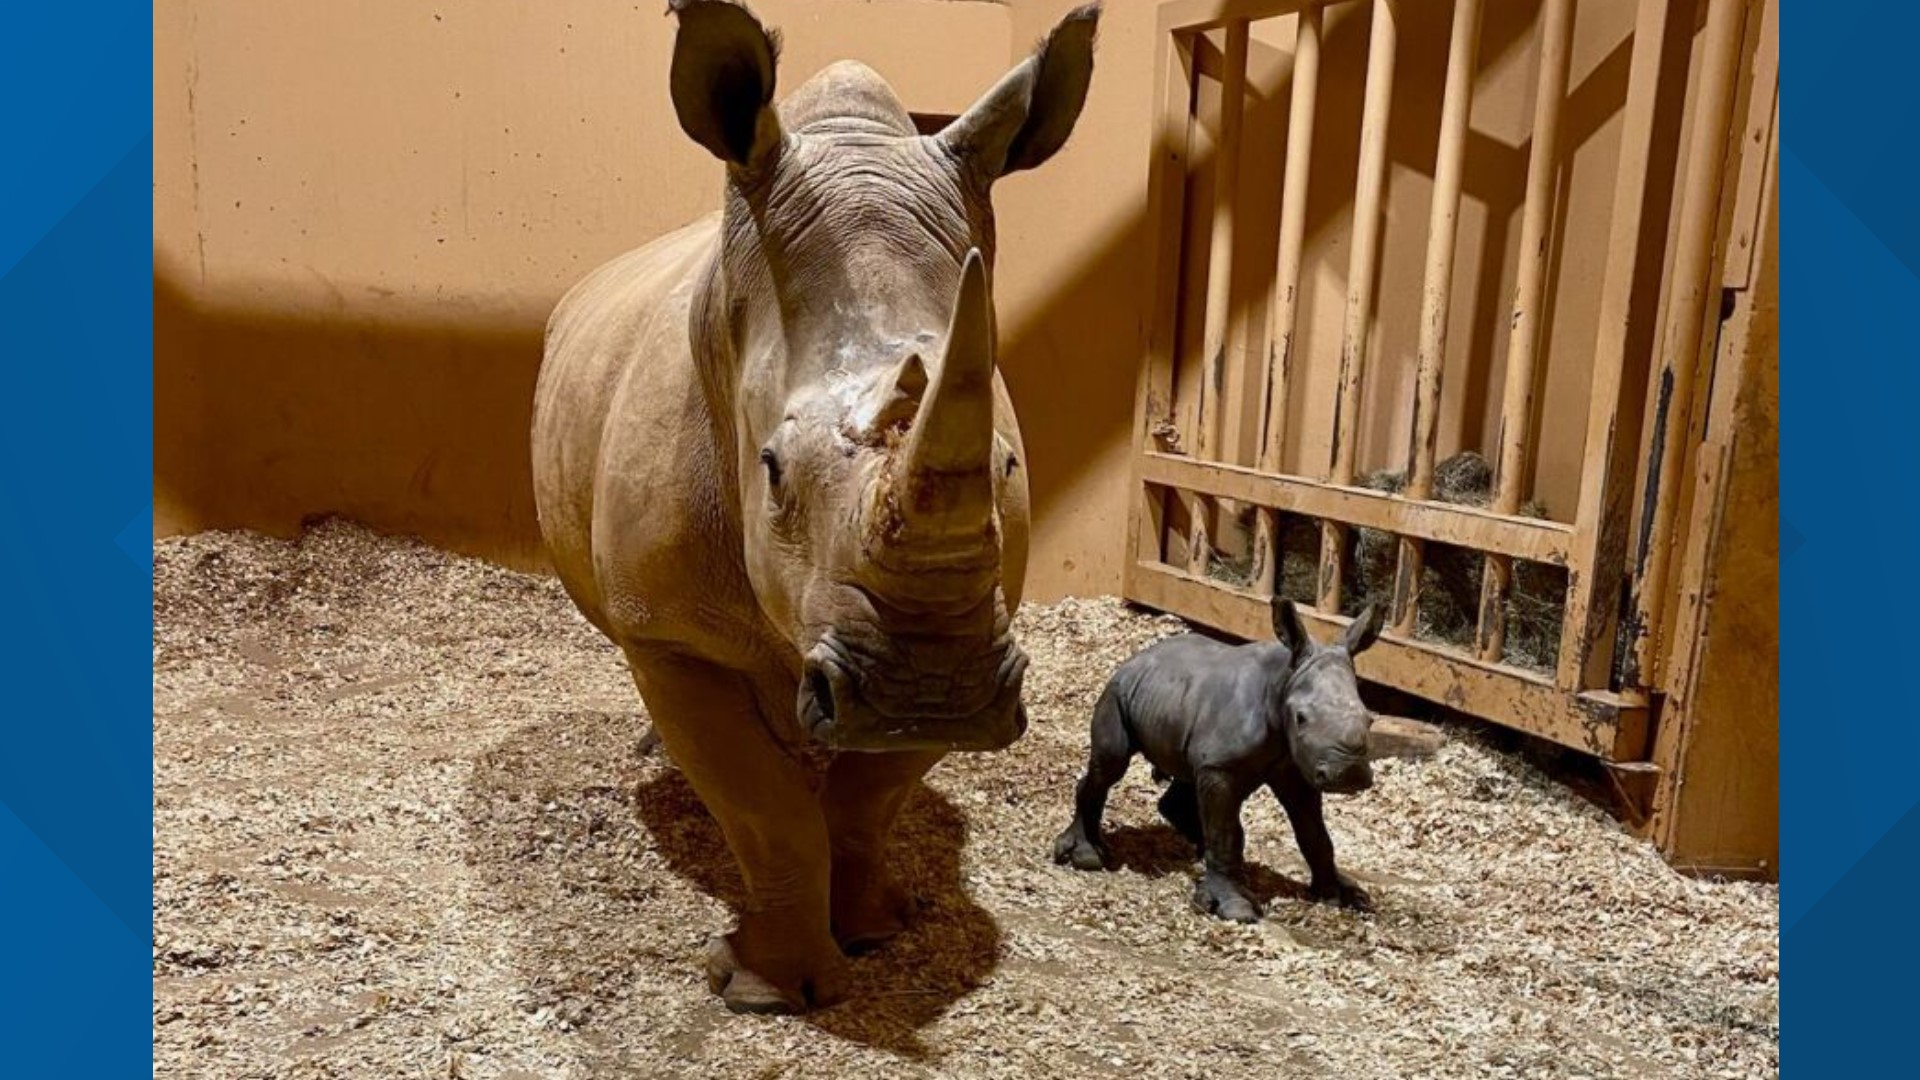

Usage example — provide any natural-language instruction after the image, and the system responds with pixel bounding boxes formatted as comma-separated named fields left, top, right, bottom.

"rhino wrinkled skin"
left=531, top=0, right=1101, bottom=1013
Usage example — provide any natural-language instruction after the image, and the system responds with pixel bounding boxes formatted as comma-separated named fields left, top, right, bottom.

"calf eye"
left=759, top=447, right=783, bottom=490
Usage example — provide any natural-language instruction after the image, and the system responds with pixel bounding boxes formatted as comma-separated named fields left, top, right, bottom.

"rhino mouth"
left=798, top=634, right=1029, bottom=753
left=1308, top=750, right=1375, bottom=795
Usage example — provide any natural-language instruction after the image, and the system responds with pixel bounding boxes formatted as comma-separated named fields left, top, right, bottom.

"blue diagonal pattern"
left=0, top=10, right=150, bottom=281
left=0, top=800, right=144, bottom=1073
left=0, top=1, right=152, bottom=1067
left=1782, top=0, right=1920, bottom=1068
left=116, top=513, right=154, bottom=570
left=0, top=140, right=154, bottom=942
left=1777, top=148, right=1920, bottom=932
left=1783, top=795, right=1920, bottom=1072
left=1783, top=1, right=1920, bottom=281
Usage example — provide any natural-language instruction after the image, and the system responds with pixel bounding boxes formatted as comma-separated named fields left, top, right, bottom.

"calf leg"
left=1051, top=688, right=1132, bottom=870
left=626, top=650, right=846, bottom=1014
left=1156, top=780, right=1204, bottom=849
left=1191, top=768, right=1260, bottom=922
left=821, top=749, right=943, bottom=954
left=1270, top=769, right=1372, bottom=911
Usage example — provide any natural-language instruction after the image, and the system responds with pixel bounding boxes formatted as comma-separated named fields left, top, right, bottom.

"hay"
left=154, top=521, right=1775, bottom=1079
left=1352, top=451, right=1566, bottom=670
left=1202, top=452, right=1566, bottom=671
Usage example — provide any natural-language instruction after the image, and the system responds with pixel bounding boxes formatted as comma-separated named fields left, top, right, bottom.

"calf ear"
left=940, top=3, right=1101, bottom=178
left=669, top=0, right=783, bottom=169
left=1271, top=598, right=1312, bottom=658
left=1342, top=604, right=1385, bottom=656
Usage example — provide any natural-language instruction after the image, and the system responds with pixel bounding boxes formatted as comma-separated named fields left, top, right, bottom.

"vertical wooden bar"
left=1126, top=29, right=1198, bottom=579
left=1188, top=18, right=1252, bottom=579
left=1389, top=0, right=1483, bottom=633
left=1646, top=0, right=1775, bottom=863
left=1475, top=0, right=1573, bottom=662
left=1318, top=0, right=1398, bottom=613
left=1555, top=0, right=1679, bottom=693
left=1621, top=0, right=1752, bottom=691
left=1252, top=6, right=1324, bottom=598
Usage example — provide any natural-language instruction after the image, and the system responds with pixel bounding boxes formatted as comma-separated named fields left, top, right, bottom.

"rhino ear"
left=1342, top=604, right=1385, bottom=656
left=669, top=0, right=784, bottom=168
left=1272, top=598, right=1312, bottom=659
left=940, top=2, right=1100, bottom=178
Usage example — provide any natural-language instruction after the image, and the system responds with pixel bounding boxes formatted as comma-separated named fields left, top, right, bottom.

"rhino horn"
left=894, top=248, right=997, bottom=543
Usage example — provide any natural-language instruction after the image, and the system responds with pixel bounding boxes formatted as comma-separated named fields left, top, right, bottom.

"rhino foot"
left=704, top=933, right=847, bottom=1015
left=1192, top=872, right=1260, bottom=923
left=1051, top=824, right=1110, bottom=871
left=1308, top=872, right=1374, bottom=913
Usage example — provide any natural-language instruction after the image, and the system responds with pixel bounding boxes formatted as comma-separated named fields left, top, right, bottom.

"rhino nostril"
left=808, top=668, right=836, bottom=721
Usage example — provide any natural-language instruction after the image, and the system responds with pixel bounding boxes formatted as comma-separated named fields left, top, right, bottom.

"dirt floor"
left=153, top=522, right=1779, bottom=1079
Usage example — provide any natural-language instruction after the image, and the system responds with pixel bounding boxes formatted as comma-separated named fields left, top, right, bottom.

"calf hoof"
left=1309, top=874, right=1374, bottom=913
left=704, top=934, right=846, bottom=1015
left=1192, top=876, right=1260, bottom=923
left=1051, top=826, right=1110, bottom=871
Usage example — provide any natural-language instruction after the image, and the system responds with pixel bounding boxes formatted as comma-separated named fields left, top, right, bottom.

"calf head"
left=1272, top=600, right=1385, bottom=794
left=666, top=1, right=1101, bottom=752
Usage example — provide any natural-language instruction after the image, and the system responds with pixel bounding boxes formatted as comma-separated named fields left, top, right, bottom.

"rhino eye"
left=759, top=447, right=783, bottom=490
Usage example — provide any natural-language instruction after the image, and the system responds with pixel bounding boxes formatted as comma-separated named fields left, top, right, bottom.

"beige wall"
left=156, top=0, right=1681, bottom=600
left=155, top=0, right=1042, bottom=578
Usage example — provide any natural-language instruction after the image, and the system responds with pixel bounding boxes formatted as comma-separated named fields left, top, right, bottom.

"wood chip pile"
left=154, top=521, right=1777, bottom=1079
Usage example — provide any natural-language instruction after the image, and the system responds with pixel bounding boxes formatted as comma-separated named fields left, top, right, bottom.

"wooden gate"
left=1124, top=0, right=1770, bottom=781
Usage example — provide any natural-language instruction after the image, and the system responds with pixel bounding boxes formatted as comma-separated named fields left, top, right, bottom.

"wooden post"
left=1475, top=0, right=1573, bottom=663
left=1126, top=29, right=1198, bottom=579
left=1555, top=0, right=1680, bottom=694
left=1319, top=0, right=1398, bottom=613
left=1389, top=0, right=1482, bottom=633
left=1621, top=0, right=1752, bottom=691
left=1187, top=18, right=1251, bottom=580
left=1648, top=4, right=1776, bottom=869
left=1252, top=5, right=1323, bottom=598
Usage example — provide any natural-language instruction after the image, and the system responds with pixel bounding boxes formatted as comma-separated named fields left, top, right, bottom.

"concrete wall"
left=156, top=0, right=1673, bottom=600
left=154, top=0, right=1023, bottom=575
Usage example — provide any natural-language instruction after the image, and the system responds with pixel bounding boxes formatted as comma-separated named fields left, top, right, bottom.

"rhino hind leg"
left=821, top=749, right=944, bottom=954
left=625, top=649, right=848, bottom=1014
left=1052, top=687, right=1132, bottom=871
left=1191, top=769, right=1261, bottom=923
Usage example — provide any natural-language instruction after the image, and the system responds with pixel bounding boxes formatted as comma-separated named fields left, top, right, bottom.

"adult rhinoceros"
left=531, top=0, right=1100, bottom=1013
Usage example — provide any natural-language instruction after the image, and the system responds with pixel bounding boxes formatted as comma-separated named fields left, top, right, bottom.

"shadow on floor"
left=462, top=705, right=1000, bottom=1066
left=1100, top=820, right=1313, bottom=908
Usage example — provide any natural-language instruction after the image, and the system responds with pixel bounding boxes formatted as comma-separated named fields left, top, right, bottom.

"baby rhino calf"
left=1052, top=599, right=1383, bottom=922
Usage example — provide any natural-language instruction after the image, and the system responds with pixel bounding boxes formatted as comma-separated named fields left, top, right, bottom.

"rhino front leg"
left=627, top=651, right=847, bottom=1014
left=1192, top=768, right=1261, bottom=923
left=822, top=749, right=943, bottom=954
left=1270, top=770, right=1372, bottom=912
